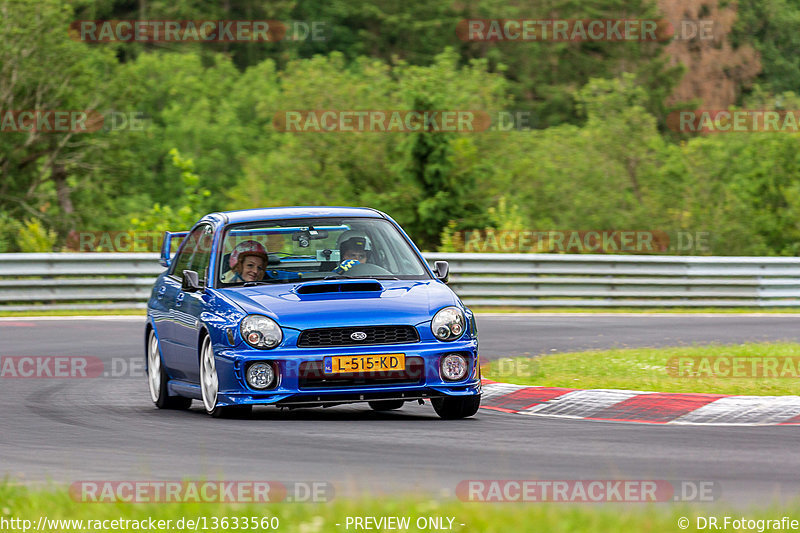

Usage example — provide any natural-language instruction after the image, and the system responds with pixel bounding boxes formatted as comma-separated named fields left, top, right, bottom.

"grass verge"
left=1, top=483, right=796, bottom=533
left=481, top=342, right=800, bottom=395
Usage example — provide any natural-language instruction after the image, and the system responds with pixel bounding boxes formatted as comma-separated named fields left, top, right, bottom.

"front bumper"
left=212, top=338, right=480, bottom=407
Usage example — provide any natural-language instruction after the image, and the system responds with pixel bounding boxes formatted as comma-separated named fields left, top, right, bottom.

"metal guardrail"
left=426, top=253, right=800, bottom=308
left=0, top=253, right=162, bottom=310
left=3, top=253, right=800, bottom=310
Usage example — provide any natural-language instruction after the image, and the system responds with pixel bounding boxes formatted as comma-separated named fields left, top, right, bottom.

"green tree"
left=734, top=0, right=800, bottom=96
left=130, top=149, right=211, bottom=233
left=224, top=50, right=505, bottom=248
left=0, top=0, right=117, bottom=246
left=456, top=0, right=680, bottom=127
left=15, top=219, right=58, bottom=252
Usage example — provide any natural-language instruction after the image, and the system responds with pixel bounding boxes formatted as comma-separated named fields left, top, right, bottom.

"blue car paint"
left=146, top=207, right=481, bottom=407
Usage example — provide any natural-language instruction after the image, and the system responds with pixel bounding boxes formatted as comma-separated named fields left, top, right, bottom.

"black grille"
left=298, top=357, right=425, bottom=389
left=297, top=325, right=419, bottom=347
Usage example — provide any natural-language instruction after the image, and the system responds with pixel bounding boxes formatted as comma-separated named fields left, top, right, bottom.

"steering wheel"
left=342, top=262, right=393, bottom=277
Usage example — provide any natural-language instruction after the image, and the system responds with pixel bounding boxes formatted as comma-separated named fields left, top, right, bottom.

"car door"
left=171, top=224, right=214, bottom=383
left=153, top=274, right=181, bottom=364
left=159, top=225, right=207, bottom=379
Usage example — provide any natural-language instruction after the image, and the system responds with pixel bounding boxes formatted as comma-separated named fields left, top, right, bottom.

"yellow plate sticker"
left=324, top=354, right=405, bottom=373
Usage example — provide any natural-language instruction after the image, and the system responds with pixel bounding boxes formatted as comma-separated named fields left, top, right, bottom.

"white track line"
left=670, top=396, right=800, bottom=425
left=522, top=389, right=647, bottom=417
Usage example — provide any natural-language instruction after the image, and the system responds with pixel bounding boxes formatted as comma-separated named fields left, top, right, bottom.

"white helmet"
left=336, top=230, right=372, bottom=253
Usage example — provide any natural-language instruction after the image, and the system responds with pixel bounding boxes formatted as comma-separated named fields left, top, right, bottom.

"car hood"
left=216, top=279, right=459, bottom=329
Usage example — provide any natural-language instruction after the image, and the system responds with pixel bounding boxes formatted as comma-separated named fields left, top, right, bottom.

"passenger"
left=223, top=240, right=267, bottom=283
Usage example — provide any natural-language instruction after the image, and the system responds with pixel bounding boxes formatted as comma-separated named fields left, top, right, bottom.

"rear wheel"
left=200, top=335, right=252, bottom=419
left=432, top=395, right=481, bottom=420
left=147, top=330, right=192, bottom=410
left=368, top=400, right=405, bottom=411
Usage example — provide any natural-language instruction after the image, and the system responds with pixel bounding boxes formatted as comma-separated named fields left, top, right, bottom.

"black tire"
left=431, top=395, right=481, bottom=420
left=159, top=388, right=193, bottom=410
left=199, top=335, right=253, bottom=418
left=147, top=330, right=192, bottom=410
left=368, top=400, right=405, bottom=411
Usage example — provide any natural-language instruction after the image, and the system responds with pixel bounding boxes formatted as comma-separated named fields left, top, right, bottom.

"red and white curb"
left=480, top=381, right=800, bottom=425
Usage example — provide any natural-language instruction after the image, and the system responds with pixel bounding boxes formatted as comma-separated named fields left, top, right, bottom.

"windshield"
left=217, top=217, right=430, bottom=286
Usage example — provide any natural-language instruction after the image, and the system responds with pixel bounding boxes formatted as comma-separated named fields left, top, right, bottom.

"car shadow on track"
left=170, top=402, right=464, bottom=422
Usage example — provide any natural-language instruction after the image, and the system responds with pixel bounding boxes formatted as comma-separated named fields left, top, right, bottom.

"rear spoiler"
left=159, top=231, right=189, bottom=268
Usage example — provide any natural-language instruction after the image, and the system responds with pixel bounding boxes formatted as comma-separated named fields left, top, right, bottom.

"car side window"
left=170, top=224, right=212, bottom=279
left=194, top=226, right=214, bottom=284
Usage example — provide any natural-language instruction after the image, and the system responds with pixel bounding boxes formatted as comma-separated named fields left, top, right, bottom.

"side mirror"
left=160, top=230, right=188, bottom=268
left=181, top=270, right=202, bottom=292
left=159, top=236, right=171, bottom=268
left=433, top=261, right=449, bottom=283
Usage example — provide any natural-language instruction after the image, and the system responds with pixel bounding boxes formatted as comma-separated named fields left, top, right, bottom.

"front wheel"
left=200, top=336, right=252, bottom=419
left=147, top=329, right=192, bottom=410
left=432, top=395, right=481, bottom=420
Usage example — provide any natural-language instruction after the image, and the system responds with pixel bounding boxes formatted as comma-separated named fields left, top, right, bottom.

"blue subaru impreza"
left=145, top=207, right=481, bottom=418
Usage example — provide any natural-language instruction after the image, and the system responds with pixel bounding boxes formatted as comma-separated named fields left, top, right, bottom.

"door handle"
left=176, top=292, right=185, bottom=306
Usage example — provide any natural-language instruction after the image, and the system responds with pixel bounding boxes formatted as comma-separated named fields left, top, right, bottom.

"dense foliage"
left=1, top=0, right=798, bottom=255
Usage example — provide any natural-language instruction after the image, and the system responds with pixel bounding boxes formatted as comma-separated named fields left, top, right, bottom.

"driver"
left=223, top=240, right=268, bottom=283
left=340, top=236, right=368, bottom=263
left=334, top=231, right=372, bottom=274
left=337, top=231, right=372, bottom=261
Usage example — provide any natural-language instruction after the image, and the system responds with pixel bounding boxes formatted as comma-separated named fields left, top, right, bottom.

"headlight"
left=246, top=362, right=275, bottom=389
left=440, top=353, right=468, bottom=381
left=431, top=306, right=466, bottom=341
left=240, top=315, right=282, bottom=349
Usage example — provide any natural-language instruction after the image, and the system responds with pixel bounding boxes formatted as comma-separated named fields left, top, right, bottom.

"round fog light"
left=440, top=354, right=468, bottom=381
left=246, top=362, right=275, bottom=390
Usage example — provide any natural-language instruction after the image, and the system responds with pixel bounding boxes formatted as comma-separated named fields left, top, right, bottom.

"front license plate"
left=324, top=354, right=405, bottom=374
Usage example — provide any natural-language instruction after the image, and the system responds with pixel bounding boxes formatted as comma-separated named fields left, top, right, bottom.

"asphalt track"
left=2, top=315, right=800, bottom=505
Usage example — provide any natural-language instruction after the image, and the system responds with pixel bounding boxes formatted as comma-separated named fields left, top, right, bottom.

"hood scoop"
left=295, top=280, right=383, bottom=295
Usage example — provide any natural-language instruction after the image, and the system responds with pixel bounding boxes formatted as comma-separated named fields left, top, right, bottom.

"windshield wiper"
left=242, top=279, right=287, bottom=286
